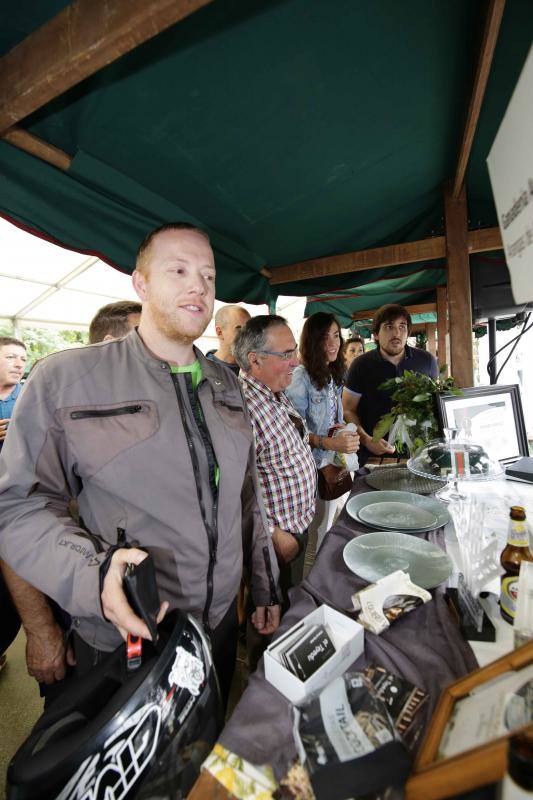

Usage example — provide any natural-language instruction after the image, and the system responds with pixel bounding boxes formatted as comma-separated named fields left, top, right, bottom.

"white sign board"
left=487, top=45, right=533, bottom=305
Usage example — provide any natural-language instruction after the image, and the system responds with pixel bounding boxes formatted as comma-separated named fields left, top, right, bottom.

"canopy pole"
left=436, top=286, right=449, bottom=377
left=426, top=323, right=437, bottom=358
left=444, top=183, right=474, bottom=388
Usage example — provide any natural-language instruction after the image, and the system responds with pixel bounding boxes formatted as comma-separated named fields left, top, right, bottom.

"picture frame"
left=436, top=384, right=529, bottom=465
left=405, top=641, right=533, bottom=800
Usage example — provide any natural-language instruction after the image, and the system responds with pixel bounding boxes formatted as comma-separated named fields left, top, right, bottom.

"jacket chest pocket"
left=310, top=391, right=324, bottom=406
left=211, top=397, right=253, bottom=461
left=60, top=401, right=159, bottom=477
left=213, top=398, right=248, bottom=429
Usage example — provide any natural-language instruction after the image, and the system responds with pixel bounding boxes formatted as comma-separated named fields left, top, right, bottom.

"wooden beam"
left=0, top=0, right=214, bottom=133
left=351, top=302, right=436, bottom=322
left=453, top=0, right=506, bottom=198
left=436, top=285, right=449, bottom=377
left=445, top=184, right=474, bottom=387
left=268, top=227, right=501, bottom=286
left=2, top=127, right=72, bottom=170
left=468, top=225, right=502, bottom=253
left=269, top=237, right=446, bottom=285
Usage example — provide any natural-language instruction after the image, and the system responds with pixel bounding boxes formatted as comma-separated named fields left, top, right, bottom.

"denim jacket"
left=285, top=365, right=343, bottom=468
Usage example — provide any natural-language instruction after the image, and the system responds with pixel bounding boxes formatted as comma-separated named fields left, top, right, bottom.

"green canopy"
left=0, top=0, right=531, bottom=308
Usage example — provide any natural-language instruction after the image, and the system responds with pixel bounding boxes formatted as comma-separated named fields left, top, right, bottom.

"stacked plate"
left=346, top=490, right=449, bottom=534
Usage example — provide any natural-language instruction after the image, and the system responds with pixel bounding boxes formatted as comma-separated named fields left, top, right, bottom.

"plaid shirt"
left=240, top=372, right=317, bottom=535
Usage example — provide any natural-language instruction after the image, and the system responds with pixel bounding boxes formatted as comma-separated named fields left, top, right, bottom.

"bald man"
left=206, top=304, right=251, bottom=375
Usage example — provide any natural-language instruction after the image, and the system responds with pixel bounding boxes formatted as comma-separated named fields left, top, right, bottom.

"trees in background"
left=0, top=325, right=87, bottom=372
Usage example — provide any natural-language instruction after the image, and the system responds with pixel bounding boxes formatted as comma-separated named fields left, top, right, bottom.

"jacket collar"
left=125, top=329, right=234, bottom=394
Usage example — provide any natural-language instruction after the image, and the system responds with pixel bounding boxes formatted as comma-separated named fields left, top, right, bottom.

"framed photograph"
left=436, top=384, right=529, bottom=465
left=405, top=641, right=533, bottom=800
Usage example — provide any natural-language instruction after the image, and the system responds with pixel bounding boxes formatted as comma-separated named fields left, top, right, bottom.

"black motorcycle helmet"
left=7, top=611, right=223, bottom=800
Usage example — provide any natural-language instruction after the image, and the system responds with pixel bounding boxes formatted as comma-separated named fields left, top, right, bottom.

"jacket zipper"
left=262, top=545, right=280, bottom=606
left=70, top=405, right=142, bottom=420
left=170, top=373, right=218, bottom=635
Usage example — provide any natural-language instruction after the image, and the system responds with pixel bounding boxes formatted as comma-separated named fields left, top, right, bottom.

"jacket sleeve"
left=0, top=365, right=108, bottom=622
left=285, top=366, right=310, bottom=421
left=239, top=397, right=280, bottom=608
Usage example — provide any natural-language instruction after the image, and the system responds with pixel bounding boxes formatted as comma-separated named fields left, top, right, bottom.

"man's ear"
left=215, top=324, right=223, bottom=338
left=103, top=334, right=115, bottom=342
left=132, top=270, right=147, bottom=301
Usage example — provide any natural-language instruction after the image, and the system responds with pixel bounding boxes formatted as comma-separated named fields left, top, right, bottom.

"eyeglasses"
left=256, top=346, right=298, bottom=361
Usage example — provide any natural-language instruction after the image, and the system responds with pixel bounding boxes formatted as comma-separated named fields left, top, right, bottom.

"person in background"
left=343, top=303, right=438, bottom=466
left=0, top=337, right=35, bottom=675
left=234, top=315, right=317, bottom=598
left=206, top=304, right=251, bottom=375
left=286, top=312, right=359, bottom=554
left=344, top=335, right=365, bottom=372
left=0, top=222, right=280, bottom=710
left=0, top=336, right=27, bottom=454
left=88, top=300, right=142, bottom=344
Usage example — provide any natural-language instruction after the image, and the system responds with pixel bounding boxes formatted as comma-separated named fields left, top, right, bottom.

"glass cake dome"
left=407, top=428, right=503, bottom=502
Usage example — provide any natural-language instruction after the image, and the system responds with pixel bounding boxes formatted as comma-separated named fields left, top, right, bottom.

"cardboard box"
left=264, top=604, right=364, bottom=705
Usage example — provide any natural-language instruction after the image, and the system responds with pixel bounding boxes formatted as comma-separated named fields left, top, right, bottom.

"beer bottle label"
left=500, top=576, right=519, bottom=618
left=507, top=522, right=529, bottom=547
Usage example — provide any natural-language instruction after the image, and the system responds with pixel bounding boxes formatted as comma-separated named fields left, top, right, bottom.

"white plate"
left=346, top=490, right=449, bottom=531
left=357, top=501, right=437, bottom=530
left=343, top=531, right=453, bottom=589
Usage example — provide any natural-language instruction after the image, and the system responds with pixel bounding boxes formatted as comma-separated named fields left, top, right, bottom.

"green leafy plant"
left=372, top=366, right=462, bottom=455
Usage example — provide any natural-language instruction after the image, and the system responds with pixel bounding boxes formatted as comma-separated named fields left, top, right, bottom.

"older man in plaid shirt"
left=233, top=315, right=317, bottom=600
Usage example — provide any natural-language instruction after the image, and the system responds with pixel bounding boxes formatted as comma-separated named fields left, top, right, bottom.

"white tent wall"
left=0, top=217, right=309, bottom=349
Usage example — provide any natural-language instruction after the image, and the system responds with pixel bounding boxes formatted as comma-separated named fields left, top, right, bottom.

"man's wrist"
left=359, top=429, right=371, bottom=445
left=23, top=616, right=58, bottom=637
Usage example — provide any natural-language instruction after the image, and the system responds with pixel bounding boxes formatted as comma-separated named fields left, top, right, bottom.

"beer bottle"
left=500, top=506, right=533, bottom=624
left=499, top=731, right=533, bottom=799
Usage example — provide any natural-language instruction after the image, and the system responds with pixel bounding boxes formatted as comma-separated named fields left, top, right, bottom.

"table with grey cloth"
left=220, top=471, right=478, bottom=779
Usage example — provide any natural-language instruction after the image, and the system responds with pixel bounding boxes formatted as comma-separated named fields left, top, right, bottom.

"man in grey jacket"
left=0, top=222, right=280, bottom=705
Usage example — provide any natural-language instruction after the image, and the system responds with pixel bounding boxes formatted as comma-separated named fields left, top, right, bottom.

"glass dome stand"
left=435, top=475, right=466, bottom=504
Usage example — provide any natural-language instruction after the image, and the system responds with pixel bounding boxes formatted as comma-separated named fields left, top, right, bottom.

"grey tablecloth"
left=220, top=472, right=478, bottom=778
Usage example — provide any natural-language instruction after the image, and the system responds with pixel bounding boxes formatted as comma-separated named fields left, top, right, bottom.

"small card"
left=285, top=624, right=336, bottom=681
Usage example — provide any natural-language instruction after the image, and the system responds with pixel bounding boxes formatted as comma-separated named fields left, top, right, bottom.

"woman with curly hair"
left=286, top=312, right=359, bottom=553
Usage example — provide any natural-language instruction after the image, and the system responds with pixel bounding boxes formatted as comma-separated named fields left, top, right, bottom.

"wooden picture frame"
left=405, top=641, right=533, bottom=800
left=436, top=384, right=529, bottom=465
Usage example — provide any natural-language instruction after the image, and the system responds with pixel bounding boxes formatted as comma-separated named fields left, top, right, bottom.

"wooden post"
left=436, top=286, right=449, bottom=377
left=426, top=323, right=437, bottom=358
left=444, top=184, right=474, bottom=388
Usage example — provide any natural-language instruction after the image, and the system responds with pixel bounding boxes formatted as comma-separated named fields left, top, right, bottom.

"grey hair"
left=232, top=315, right=288, bottom=372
